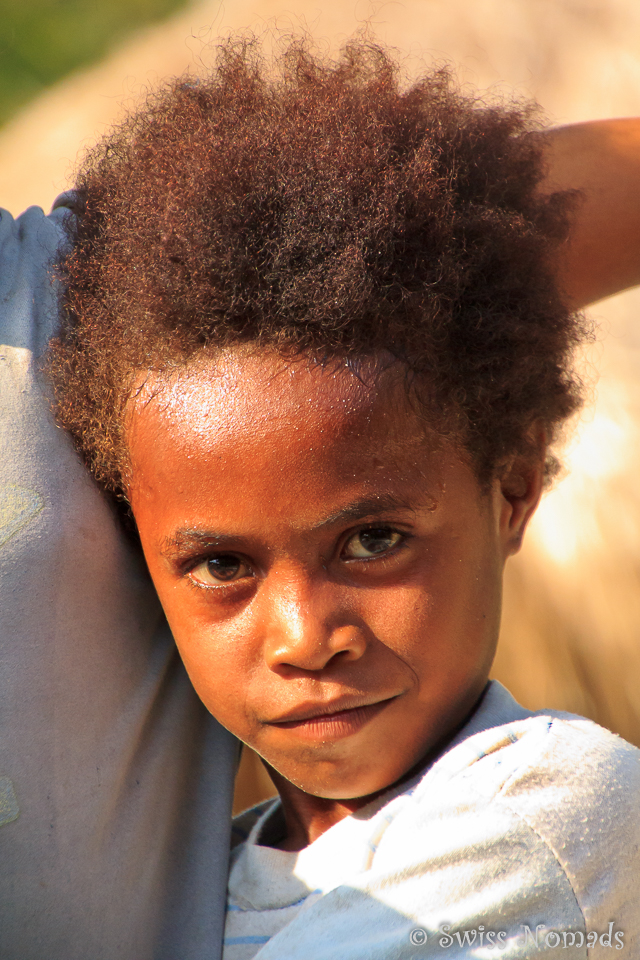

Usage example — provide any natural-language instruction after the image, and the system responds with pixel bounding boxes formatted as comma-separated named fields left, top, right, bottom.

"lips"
left=266, top=696, right=398, bottom=740
left=269, top=695, right=394, bottom=725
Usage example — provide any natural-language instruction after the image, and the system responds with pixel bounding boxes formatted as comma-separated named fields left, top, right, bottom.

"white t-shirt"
left=225, top=681, right=640, bottom=959
left=0, top=200, right=238, bottom=960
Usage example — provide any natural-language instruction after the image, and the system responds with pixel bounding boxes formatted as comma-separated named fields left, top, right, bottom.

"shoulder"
left=432, top=681, right=640, bottom=807
left=475, top=711, right=640, bottom=942
left=398, top=691, right=640, bottom=943
left=486, top=710, right=640, bottom=846
left=500, top=710, right=640, bottom=805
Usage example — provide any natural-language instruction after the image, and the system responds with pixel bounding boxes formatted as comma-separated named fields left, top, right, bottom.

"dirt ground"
left=3, top=0, right=640, bottom=811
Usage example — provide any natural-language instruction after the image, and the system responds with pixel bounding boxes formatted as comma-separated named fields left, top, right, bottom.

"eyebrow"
left=160, top=493, right=423, bottom=558
left=160, top=530, right=241, bottom=558
left=313, top=493, right=419, bottom=529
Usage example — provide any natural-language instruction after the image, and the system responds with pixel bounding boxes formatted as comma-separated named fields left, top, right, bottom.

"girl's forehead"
left=123, top=349, right=473, bottom=511
left=125, top=349, right=488, bottom=534
left=129, top=349, right=423, bottom=447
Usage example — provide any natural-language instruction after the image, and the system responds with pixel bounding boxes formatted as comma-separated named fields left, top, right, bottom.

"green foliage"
left=0, top=0, right=190, bottom=126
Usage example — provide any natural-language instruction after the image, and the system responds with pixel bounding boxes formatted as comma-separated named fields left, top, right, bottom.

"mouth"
left=266, top=696, right=399, bottom=740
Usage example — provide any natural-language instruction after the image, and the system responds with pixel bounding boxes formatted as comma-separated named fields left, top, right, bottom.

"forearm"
left=540, top=118, right=640, bottom=309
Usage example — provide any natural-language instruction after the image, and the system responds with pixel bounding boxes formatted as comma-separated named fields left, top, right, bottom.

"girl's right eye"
left=188, top=554, right=252, bottom=586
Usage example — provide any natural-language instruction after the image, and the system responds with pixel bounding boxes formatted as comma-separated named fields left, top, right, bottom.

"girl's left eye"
left=342, top=527, right=404, bottom=560
left=188, top=554, right=252, bottom=586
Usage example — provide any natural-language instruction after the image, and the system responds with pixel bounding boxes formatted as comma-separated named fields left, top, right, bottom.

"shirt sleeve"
left=0, top=202, right=238, bottom=960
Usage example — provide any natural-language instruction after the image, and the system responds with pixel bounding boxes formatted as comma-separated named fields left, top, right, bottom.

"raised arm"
left=541, top=118, right=640, bottom=309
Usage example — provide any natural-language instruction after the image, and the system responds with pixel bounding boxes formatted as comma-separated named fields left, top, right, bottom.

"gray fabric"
left=0, top=202, right=237, bottom=960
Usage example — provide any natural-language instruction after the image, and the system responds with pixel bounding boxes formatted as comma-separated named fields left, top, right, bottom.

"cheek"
left=381, top=538, right=501, bottom=671
left=161, top=598, right=265, bottom=733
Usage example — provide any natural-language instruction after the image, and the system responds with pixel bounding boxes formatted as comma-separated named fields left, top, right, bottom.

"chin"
left=275, top=758, right=402, bottom=801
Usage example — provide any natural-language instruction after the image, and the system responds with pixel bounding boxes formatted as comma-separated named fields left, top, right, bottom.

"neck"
left=264, top=745, right=440, bottom=852
left=265, top=769, right=391, bottom=851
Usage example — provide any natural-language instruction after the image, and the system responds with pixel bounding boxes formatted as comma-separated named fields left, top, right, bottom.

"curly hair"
left=48, top=37, right=589, bottom=498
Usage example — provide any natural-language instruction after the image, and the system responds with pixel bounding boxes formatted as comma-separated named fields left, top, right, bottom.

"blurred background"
left=2, top=0, right=640, bottom=812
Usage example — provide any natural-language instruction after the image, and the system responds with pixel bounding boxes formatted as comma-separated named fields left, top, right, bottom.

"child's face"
left=126, top=350, right=539, bottom=800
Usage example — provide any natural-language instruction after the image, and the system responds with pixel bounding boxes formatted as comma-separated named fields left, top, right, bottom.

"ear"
left=496, top=451, right=546, bottom=559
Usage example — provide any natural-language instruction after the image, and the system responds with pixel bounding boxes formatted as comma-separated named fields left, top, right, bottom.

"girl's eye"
left=342, top=527, right=404, bottom=560
left=189, top=554, right=252, bottom=585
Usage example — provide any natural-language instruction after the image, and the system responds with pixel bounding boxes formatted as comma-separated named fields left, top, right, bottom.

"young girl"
left=45, top=38, right=640, bottom=957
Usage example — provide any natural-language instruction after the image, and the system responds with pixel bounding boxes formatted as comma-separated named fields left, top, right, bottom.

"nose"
left=261, top=572, right=367, bottom=673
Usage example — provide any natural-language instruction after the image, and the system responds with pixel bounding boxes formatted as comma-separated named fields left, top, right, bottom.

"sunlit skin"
left=126, top=350, right=544, bottom=850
